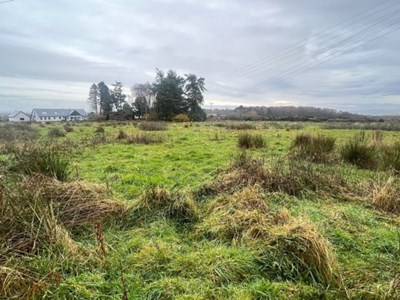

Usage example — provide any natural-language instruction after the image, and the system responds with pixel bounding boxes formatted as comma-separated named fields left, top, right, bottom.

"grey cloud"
left=0, top=0, right=399, bottom=115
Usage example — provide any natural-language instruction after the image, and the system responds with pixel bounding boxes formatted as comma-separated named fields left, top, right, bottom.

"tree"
left=98, top=81, right=112, bottom=120
left=152, top=69, right=185, bottom=121
left=110, top=81, right=126, bottom=114
left=88, top=83, right=100, bottom=114
left=133, top=96, right=149, bottom=119
left=184, top=74, right=206, bottom=121
left=121, top=102, right=134, bottom=120
left=131, top=82, right=153, bottom=116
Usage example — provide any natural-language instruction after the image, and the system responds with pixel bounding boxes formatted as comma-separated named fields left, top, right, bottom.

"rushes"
left=238, top=133, right=266, bottom=149
left=138, top=122, right=168, bottom=131
left=290, top=134, right=336, bottom=163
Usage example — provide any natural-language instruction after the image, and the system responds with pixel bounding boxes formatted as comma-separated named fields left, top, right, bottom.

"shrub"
left=172, top=114, right=190, bottom=122
left=238, top=133, right=266, bottom=149
left=138, top=122, right=167, bottom=131
left=48, top=127, right=66, bottom=138
left=290, top=134, right=336, bottom=163
left=340, top=138, right=377, bottom=169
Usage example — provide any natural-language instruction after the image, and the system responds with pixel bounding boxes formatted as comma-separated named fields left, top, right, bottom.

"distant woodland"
left=207, top=106, right=375, bottom=122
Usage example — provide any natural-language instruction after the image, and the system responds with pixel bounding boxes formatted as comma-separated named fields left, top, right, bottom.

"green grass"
left=1, top=121, right=399, bottom=299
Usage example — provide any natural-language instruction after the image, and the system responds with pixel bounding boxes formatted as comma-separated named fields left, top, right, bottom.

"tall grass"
left=13, top=146, right=71, bottom=181
left=290, top=134, right=335, bottom=163
left=238, top=133, right=266, bottom=149
left=138, top=122, right=168, bottom=131
left=340, top=139, right=377, bottom=169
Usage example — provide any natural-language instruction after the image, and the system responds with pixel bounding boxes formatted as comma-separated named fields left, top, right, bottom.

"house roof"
left=32, top=109, right=87, bottom=117
left=8, top=111, right=30, bottom=118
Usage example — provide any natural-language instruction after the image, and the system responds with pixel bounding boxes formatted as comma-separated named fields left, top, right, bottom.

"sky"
left=0, top=0, right=399, bottom=115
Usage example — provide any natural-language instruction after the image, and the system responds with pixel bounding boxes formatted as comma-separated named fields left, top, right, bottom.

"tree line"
left=87, top=69, right=206, bottom=121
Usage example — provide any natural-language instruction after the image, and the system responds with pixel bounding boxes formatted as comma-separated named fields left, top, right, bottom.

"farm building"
left=8, top=111, right=31, bottom=122
left=31, top=108, right=87, bottom=122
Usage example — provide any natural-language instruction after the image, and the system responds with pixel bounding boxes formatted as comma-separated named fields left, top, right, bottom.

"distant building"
left=31, top=109, right=87, bottom=122
left=8, top=111, right=31, bottom=122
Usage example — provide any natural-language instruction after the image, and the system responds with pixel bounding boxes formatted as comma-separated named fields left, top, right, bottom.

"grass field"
left=1, top=121, right=399, bottom=299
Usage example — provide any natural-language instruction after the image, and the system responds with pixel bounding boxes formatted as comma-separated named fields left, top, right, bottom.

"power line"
left=213, top=0, right=397, bottom=84
left=249, top=18, right=400, bottom=91
left=238, top=7, right=400, bottom=88
left=0, top=0, right=14, bottom=4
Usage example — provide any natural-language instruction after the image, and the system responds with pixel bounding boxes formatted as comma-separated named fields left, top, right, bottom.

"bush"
left=138, top=122, right=167, bottom=131
left=238, top=133, right=266, bottom=149
left=340, top=138, right=377, bottom=169
left=172, top=114, right=190, bottom=122
left=290, top=134, right=336, bottom=163
left=48, top=127, right=66, bottom=138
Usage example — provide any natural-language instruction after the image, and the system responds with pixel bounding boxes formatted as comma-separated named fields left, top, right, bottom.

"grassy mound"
left=264, top=218, right=336, bottom=285
left=0, top=175, right=125, bottom=257
left=197, top=186, right=272, bottom=241
left=132, top=186, right=198, bottom=224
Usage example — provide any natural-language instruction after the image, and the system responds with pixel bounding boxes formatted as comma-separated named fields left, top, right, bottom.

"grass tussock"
left=264, top=218, right=336, bottom=285
left=125, top=133, right=165, bottom=144
left=63, top=124, right=74, bottom=133
left=138, top=122, right=168, bottom=131
left=48, top=127, right=66, bottom=138
left=116, top=129, right=127, bottom=140
left=238, top=132, right=266, bottom=149
left=290, top=133, right=336, bottom=163
left=380, top=142, right=400, bottom=174
left=370, top=177, right=400, bottom=214
left=133, top=186, right=198, bottom=223
left=200, top=152, right=348, bottom=198
left=197, top=186, right=272, bottom=241
left=12, top=145, right=70, bottom=181
left=95, top=125, right=105, bottom=134
left=340, top=134, right=377, bottom=169
left=225, top=123, right=256, bottom=130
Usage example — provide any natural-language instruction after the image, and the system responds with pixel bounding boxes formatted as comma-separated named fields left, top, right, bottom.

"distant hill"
left=206, top=105, right=374, bottom=121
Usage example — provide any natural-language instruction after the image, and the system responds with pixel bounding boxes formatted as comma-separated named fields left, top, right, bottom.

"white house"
left=31, top=109, right=88, bottom=122
left=8, top=111, right=31, bottom=122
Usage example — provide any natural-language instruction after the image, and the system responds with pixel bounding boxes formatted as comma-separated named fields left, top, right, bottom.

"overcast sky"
left=0, top=0, right=399, bottom=114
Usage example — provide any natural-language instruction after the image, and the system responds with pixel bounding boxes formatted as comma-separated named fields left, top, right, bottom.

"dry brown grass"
left=199, top=152, right=348, bottom=198
left=268, top=218, right=336, bottom=285
left=132, top=186, right=198, bottom=223
left=0, top=175, right=125, bottom=258
left=370, top=177, right=400, bottom=214
left=197, top=186, right=272, bottom=241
